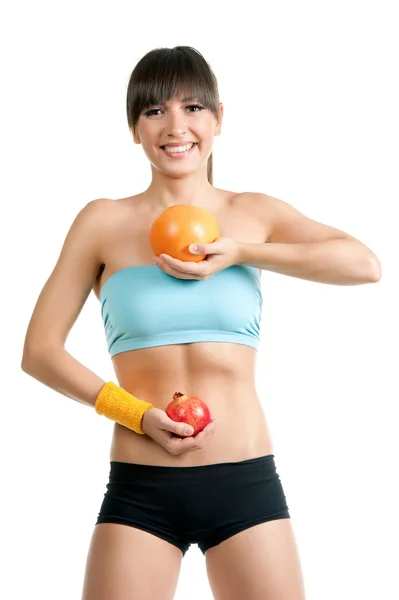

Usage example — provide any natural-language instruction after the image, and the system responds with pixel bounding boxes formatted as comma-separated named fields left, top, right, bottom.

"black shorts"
left=96, top=454, right=290, bottom=556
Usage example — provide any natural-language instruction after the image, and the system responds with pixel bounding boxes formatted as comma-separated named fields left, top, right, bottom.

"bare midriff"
left=107, top=342, right=273, bottom=466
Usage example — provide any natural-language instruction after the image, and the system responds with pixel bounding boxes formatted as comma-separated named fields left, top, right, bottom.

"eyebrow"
left=144, top=96, right=200, bottom=111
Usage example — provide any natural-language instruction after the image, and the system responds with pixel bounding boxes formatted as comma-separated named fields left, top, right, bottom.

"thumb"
left=168, top=419, right=194, bottom=437
left=189, top=243, right=207, bottom=255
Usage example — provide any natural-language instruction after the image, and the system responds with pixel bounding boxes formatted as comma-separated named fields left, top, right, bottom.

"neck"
left=144, top=165, right=220, bottom=210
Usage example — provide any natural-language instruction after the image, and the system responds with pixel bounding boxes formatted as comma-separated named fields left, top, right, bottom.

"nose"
left=166, top=109, right=188, bottom=138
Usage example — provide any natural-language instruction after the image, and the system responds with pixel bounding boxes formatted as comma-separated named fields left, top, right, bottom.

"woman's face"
left=133, top=93, right=223, bottom=175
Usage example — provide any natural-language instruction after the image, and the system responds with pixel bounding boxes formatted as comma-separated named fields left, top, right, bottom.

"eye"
left=143, top=108, right=162, bottom=117
left=143, top=104, right=205, bottom=117
left=186, top=104, right=205, bottom=113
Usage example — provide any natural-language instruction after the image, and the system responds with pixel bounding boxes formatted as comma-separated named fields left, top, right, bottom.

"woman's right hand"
left=141, top=407, right=216, bottom=455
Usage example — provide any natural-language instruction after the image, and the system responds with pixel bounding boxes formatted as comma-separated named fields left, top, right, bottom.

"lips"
left=160, top=143, right=197, bottom=150
left=160, top=143, right=198, bottom=159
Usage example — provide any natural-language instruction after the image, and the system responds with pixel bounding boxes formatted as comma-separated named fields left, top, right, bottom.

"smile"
left=161, top=143, right=197, bottom=158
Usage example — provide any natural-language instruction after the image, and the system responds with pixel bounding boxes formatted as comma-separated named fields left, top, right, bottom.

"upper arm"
left=256, top=193, right=354, bottom=244
left=22, top=198, right=111, bottom=357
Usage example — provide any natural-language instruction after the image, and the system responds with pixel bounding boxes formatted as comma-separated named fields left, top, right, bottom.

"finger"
left=157, top=260, right=203, bottom=280
left=170, top=421, right=216, bottom=452
left=164, top=418, right=195, bottom=437
left=159, top=255, right=207, bottom=276
left=189, top=242, right=225, bottom=256
left=154, top=257, right=193, bottom=279
left=192, top=421, right=216, bottom=441
left=167, top=434, right=198, bottom=454
left=175, top=420, right=217, bottom=451
left=163, top=265, right=199, bottom=280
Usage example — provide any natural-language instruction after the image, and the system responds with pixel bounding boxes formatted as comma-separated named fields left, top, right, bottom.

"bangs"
left=127, top=47, right=220, bottom=128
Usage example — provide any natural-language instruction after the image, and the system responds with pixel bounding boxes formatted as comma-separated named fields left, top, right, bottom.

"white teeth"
left=163, top=143, right=194, bottom=153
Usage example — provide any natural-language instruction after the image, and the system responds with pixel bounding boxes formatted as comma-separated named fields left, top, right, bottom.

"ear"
left=214, top=102, right=224, bottom=136
left=131, top=126, right=141, bottom=145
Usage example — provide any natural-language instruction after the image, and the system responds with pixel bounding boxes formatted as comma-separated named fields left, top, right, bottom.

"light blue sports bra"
left=99, top=265, right=263, bottom=357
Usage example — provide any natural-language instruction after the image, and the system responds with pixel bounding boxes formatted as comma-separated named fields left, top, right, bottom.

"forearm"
left=237, top=238, right=381, bottom=285
left=21, top=346, right=155, bottom=434
left=21, top=345, right=106, bottom=408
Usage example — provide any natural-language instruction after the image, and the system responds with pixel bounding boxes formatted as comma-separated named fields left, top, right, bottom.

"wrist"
left=141, top=406, right=155, bottom=431
left=235, top=241, right=251, bottom=265
left=95, top=382, right=154, bottom=435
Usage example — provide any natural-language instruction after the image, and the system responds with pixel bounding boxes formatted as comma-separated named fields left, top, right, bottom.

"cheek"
left=139, top=123, right=155, bottom=140
left=137, top=118, right=160, bottom=138
left=197, top=118, right=218, bottom=142
left=196, top=124, right=215, bottom=144
left=138, top=126, right=162, bottom=153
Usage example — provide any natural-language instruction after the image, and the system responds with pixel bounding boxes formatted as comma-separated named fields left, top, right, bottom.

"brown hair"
left=126, top=46, right=221, bottom=185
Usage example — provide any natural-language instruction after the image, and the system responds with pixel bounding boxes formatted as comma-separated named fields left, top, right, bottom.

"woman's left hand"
left=153, top=237, right=240, bottom=280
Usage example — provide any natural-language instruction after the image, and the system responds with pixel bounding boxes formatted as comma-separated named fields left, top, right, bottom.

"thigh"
left=81, top=523, right=183, bottom=600
left=205, top=519, right=306, bottom=600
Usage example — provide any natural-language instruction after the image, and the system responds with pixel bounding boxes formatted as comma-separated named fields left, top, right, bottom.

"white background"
left=2, top=1, right=398, bottom=598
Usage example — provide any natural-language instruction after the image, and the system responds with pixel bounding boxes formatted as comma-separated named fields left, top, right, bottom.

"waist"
left=108, top=342, right=271, bottom=466
left=111, top=392, right=272, bottom=467
left=112, top=341, right=257, bottom=400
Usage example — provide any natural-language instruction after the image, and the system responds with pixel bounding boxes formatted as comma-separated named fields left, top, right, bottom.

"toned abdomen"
left=109, top=342, right=273, bottom=466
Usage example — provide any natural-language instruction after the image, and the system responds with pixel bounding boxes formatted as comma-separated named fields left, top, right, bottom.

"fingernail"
left=184, top=426, right=194, bottom=435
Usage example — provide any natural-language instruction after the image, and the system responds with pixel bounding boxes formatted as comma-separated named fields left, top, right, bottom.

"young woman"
left=21, top=46, right=381, bottom=600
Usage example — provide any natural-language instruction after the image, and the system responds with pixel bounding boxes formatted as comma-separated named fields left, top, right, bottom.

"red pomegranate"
left=165, top=392, right=212, bottom=437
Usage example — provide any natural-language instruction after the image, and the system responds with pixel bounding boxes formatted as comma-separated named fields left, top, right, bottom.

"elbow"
left=21, top=344, right=39, bottom=375
left=367, top=253, right=382, bottom=283
left=21, top=343, right=33, bottom=373
left=21, top=357, right=30, bottom=373
left=21, top=341, right=60, bottom=375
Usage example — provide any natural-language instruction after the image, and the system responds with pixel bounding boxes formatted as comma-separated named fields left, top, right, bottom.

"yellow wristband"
left=94, top=382, right=154, bottom=435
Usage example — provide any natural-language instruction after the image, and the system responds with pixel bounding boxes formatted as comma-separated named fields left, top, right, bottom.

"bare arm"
left=158, top=194, right=382, bottom=285
left=237, top=194, right=382, bottom=285
left=21, top=199, right=112, bottom=407
left=21, top=200, right=217, bottom=453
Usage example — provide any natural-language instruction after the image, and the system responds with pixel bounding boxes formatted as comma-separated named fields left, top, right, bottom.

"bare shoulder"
left=74, top=197, right=116, bottom=231
left=235, top=191, right=354, bottom=244
left=79, top=196, right=131, bottom=226
left=234, top=191, right=290, bottom=214
left=97, top=194, right=147, bottom=224
left=76, top=196, right=141, bottom=245
left=231, top=191, right=281, bottom=240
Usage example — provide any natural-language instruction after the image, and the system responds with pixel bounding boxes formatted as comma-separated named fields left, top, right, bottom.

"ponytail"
left=207, top=153, right=213, bottom=185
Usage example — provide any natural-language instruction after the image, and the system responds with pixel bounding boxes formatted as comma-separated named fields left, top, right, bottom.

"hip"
left=96, top=453, right=290, bottom=555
